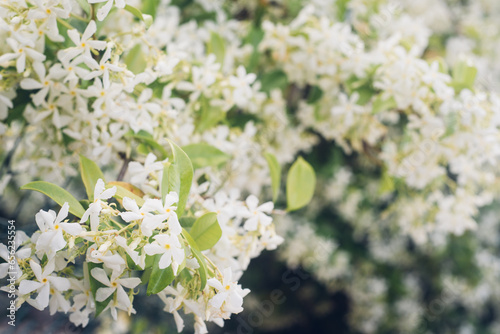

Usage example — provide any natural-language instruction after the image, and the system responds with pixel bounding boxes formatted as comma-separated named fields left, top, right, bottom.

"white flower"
left=80, top=179, right=116, bottom=231
left=35, top=202, right=84, bottom=259
left=60, top=21, right=106, bottom=63
left=88, top=0, right=126, bottom=21
left=144, top=234, right=185, bottom=274
left=140, top=192, right=182, bottom=236
left=0, top=37, right=46, bottom=73
left=176, top=66, right=216, bottom=101
left=229, top=66, right=257, bottom=108
left=207, top=267, right=249, bottom=314
left=28, top=0, right=71, bottom=42
left=115, top=235, right=144, bottom=268
left=0, top=231, right=30, bottom=280
left=158, top=284, right=187, bottom=332
left=85, top=46, right=123, bottom=87
left=128, top=153, right=164, bottom=186
left=242, top=195, right=273, bottom=231
left=18, top=260, right=70, bottom=312
left=86, top=245, right=126, bottom=274
left=90, top=267, right=141, bottom=313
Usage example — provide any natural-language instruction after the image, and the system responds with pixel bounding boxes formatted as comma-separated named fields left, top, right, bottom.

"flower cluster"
left=3, top=0, right=500, bottom=333
left=2, top=164, right=279, bottom=332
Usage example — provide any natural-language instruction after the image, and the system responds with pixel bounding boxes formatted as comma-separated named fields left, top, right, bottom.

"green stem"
left=71, top=12, right=90, bottom=23
left=57, top=18, right=75, bottom=31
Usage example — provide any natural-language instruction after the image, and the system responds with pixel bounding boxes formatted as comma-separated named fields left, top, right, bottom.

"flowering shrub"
left=2, top=0, right=500, bottom=332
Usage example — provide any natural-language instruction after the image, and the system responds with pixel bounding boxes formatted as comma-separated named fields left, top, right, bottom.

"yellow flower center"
left=42, top=278, right=48, bottom=283
left=54, top=224, right=59, bottom=230
left=111, top=282, right=118, bottom=287
left=225, top=285, right=231, bottom=290
left=164, top=244, right=171, bottom=250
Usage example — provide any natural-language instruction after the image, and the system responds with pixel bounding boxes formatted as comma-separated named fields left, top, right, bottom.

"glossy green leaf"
left=264, top=153, right=281, bottom=202
left=21, top=181, right=85, bottom=218
left=189, top=212, right=221, bottom=251
left=286, top=156, right=316, bottom=212
left=160, top=161, right=181, bottom=206
left=146, top=254, right=176, bottom=295
left=181, top=229, right=207, bottom=290
left=168, top=140, right=193, bottom=217
left=79, top=155, right=105, bottom=201
left=182, top=143, right=230, bottom=169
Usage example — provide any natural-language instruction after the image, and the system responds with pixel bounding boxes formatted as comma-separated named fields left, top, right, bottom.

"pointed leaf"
left=167, top=140, right=193, bottom=217
left=181, top=229, right=207, bottom=290
left=264, top=153, right=281, bottom=202
left=79, top=155, right=105, bottom=201
left=182, top=144, right=230, bottom=169
left=189, top=212, right=221, bottom=251
left=286, top=156, right=316, bottom=211
left=21, top=181, right=85, bottom=218
left=146, top=254, right=175, bottom=295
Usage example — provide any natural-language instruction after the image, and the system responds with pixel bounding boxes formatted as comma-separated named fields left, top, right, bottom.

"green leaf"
left=207, top=32, right=226, bottom=65
left=161, top=162, right=171, bottom=204
left=189, top=212, right=222, bottom=251
left=124, top=4, right=152, bottom=28
left=87, top=262, right=113, bottom=316
left=140, top=267, right=152, bottom=285
left=260, top=70, right=288, bottom=93
left=123, top=44, right=147, bottom=75
left=127, top=130, right=168, bottom=159
left=181, top=143, right=230, bottom=169
left=179, top=217, right=196, bottom=228
left=181, top=229, right=208, bottom=290
left=146, top=254, right=176, bottom=295
left=21, top=181, right=86, bottom=218
left=286, top=156, right=316, bottom=212
left=75, top=0, right=90, bottom=15
left=108, top=182, right=145, bottom=206
left=126, top=253, right=143, bottom=271
left=264, top=153, right=281, bottom=202
left=196, top=96, right=225, bottom=133
left=167, top=140, right=193, bottom=217
left=142, top=0, right=160, bottom=18
left=79, top=155, right=105, bottom=201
